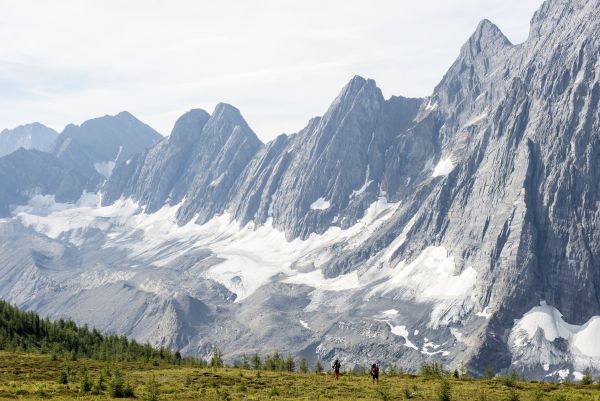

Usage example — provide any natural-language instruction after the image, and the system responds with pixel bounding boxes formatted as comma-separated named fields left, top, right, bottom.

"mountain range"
left=0, top=0, right=598, bottom=381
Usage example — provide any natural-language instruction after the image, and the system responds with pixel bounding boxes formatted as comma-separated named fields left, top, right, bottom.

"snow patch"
left=351, top=165, right=373, bottom=198
left=94, top=160, right=116, bottom=178
left=574, top=69, right=585, bottom=85
left=373, top=247, right=476, bottom=302
left=476, top=307, right=493, bottom=319
left=299, top=320, right=311, bottom=330
left=93, top=145, right=123, bottom=178
left=425, top=99, right=438, bottom=111
left=510, top=301, right=600, bottom=361
left=432, top=155, right=455, bottom=177
left=463, top=113, right=487, bottom=127
left=557, top=369, right=570, bottom=381
left=386, top=322, right=418, bottom=350
left=310, top=197, right=331, bottom=211
left=383, top=215, right=417, bottom=263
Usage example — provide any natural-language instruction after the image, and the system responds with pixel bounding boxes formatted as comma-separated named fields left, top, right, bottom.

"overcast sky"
left=1, top=0, right=544, bottom=141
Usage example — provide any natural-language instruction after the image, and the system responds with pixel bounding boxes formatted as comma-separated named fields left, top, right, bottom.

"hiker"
left=370, top=363, right=379, bottom=384
left=332, top=359, right=341, bottom=380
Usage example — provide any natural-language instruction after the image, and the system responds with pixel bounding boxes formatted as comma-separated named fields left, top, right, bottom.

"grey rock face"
left=228, top=77, right=423, bottom=239
left=103, top=104, right=263, bottom=222
left=0, top=123, right=58, bottom=157
left=0, top=149, right=100, bottom=216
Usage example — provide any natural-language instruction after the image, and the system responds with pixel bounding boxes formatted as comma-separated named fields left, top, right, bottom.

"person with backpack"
left=370, top=363, right=379, bottom=384
left=332, top=359, right=341, bottom=380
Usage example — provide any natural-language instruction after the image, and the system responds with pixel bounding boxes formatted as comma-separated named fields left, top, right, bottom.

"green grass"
left=0, top=351, right=598, bottom=400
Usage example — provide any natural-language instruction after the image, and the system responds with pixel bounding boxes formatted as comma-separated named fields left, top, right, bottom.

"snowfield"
left=14, top=193, right=478, bottom=326
left=509, top=301, right=600, bottom=378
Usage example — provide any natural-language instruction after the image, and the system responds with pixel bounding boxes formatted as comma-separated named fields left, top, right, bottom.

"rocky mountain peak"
left=169, top=109, right=211, bottom=143
left=330, top=75, right=382, bottom=110
left=460, top=19, right=512, bottom=60
left=212, top=102, right=244, bottom=121
left=203, top=103, right=262, bottom=146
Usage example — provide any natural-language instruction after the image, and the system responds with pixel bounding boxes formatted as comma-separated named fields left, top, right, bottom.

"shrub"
left=531, top=390, right=544, bottom=401
left=506, top=388, right=519, bottom=401
left=58, top=370, right=68, bottom=384
left=109, top=369, right=135, bottom=398
left=377, top=386, right=393, bottom=401
left=437, top=379, right=451, bottom=401
left=79, top=369, right=92, bottom=392
left=502, top=370, right=518, bottom=388
left=92, top=371, right=106, bottom=394
left=143, top=374, right=160, bottom=401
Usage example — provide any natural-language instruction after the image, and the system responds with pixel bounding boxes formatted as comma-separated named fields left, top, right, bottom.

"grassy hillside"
left=0, top=351, right=599, bottom=400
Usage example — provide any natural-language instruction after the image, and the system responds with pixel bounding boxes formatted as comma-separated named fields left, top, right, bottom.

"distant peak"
left=461, top=19, right=512, bottom=58
left=212, top=102, right=242, bottom=119
left=116, top=111, right=135, bottom=119
left=1, top=122, right=56, bottom=135
left=170, top=108, right=211, bottom=139
left=349, top=74, right=367, bottom=84
left=343, top=75, right=375, bottom=92
left=334, top=75, right=381, bottom=105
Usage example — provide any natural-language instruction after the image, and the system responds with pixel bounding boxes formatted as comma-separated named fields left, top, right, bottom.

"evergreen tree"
left=242, top=354, right=250, bottom=369
left=581, top=367, right=594, bottom=385
left=143, top=374, right=160, bottom=401
left=79, top=368, right=92, bottom=392
left=299, top=358, right=308, bottom=373
left=210, top=346, right=224, bottom=368
left=0, top=300, right=200, bottom=366
left=251, top=353, right=261, bottom=370
left=284, top=353, right=295, bottom=372
left=315, top=359, right=323, bottom=374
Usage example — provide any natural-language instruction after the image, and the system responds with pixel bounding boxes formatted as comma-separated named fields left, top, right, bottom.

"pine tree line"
left=0, top=299, right=198, bottom=365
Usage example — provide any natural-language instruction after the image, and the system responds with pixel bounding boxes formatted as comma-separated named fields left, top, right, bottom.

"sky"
left=0, top=0, right=545, bottom=142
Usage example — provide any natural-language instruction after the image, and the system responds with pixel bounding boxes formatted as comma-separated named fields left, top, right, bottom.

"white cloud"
left=0, top=0, right=544, bottom=141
